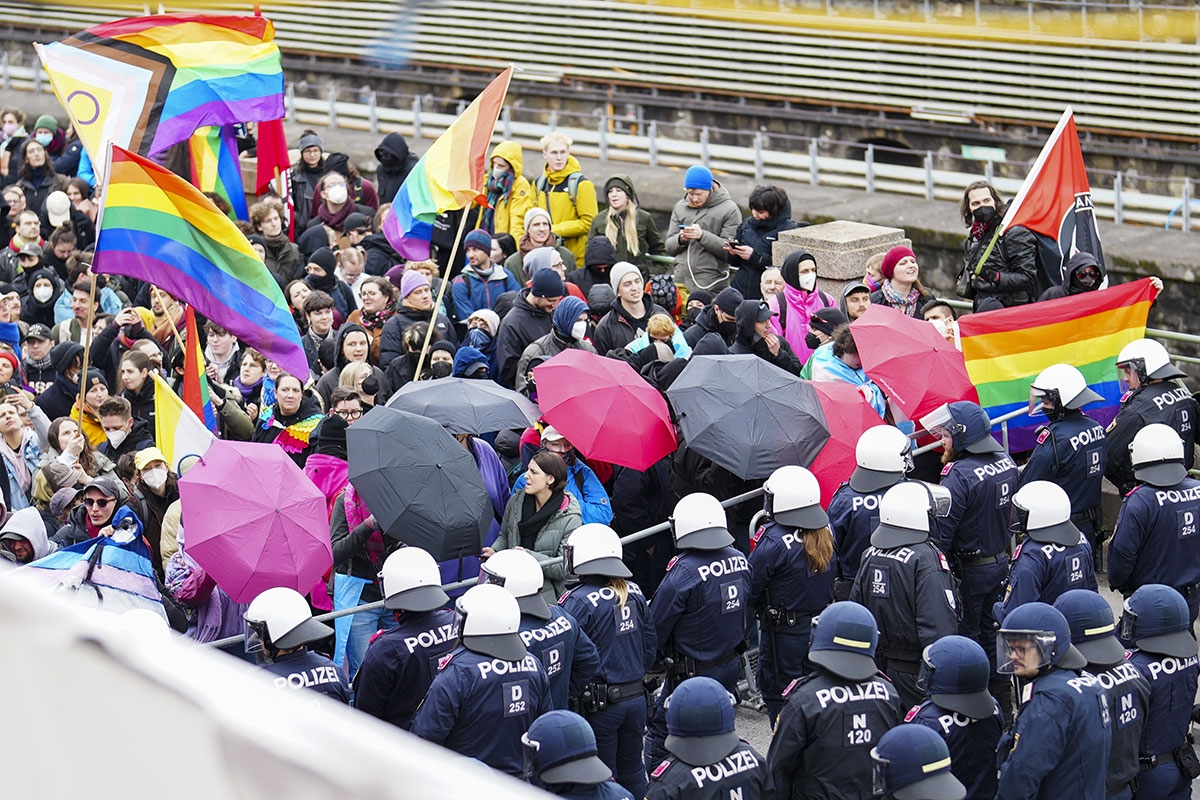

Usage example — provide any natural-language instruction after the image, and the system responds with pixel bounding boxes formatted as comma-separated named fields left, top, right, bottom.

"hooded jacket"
left=565, top=235, right=617, bottom=297
left=732, top=299, right=802, bottom=375
left=1037, top=251, right=1107, bottom=302
left=728, top=199, right=801, bottom=299
left=592, top=293, right=668, bottom=356
left=533, top=155, right=598, bottom=265
left=587, top=175, right=666, bottom=276
left=495, top=289, right=556, bottom=390
left=451, top=262, right=521, bottom=319
left=315, top=322, right=389, bottom=408
left=361, top=232, right=402, bottom=277
left=470, top=140, right=533, bottom=241
left=374, top=133, right=420, bottom=205
left=770, top=250, right=834, bottom=364
left=377, top=303, right=458, bottom=370
left=20, top=268, right=62, bottom=328
left=666, top=181, right=741, bottom=293
left=34, top=341, right=84, bottom=422
left=682, top=304, right=737, bottom=349
left=514, top=297, right=596, bottom=394
left=1, top=506, right=56, bottom=563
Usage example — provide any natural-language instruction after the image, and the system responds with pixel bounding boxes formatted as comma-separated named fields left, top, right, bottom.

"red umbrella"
left=850, top=304, right=980, bottom=422
left=533, top=349, right=677, bottom=471
left=808, top=381, right=887, bottom=505
left=179, top=440, right=332, bottom=602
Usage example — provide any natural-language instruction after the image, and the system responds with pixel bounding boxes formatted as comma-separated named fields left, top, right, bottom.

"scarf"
left=880, top=280, right=920, bottom=316
left=26, top=353, right=52, bottom=374
left=232, top=375, right=264, bottom=404
left=262, top=232, right=290, bottom=250
left=0, top=433, right=30, bottom=494
left=343, top=483, right=386, bottom=574
left=481, top=171, right=514, bottom=232
left=358, top=301, right=396, bottom=331
left=261, top=404, right=323, bottom=453
left=517, top=490, right=564, bottom=550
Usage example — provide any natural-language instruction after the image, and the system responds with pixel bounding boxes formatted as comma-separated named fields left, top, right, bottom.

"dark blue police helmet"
left=664, top=676, right=740, bottom=766
left=809, top=601, right=879, bottom=682
left=1054, top=589, right=1126, bottom=667
left=998, top=601, right=1087, bottom=674
left=919, top=635, right=995, bottom=719
left=522, top=709, right=612, bottom=785
left=1121, top=584, right=1197, bottom=659
left=871, top=725, right=965, bottom=800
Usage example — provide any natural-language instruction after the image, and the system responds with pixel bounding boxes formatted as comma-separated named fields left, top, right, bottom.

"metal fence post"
left=648, top=121, right=658, bottom=168
left=285, top=83, right=295, bottom=121
left=924, top=151, right=935, bottom=201
left=985, top=159, right=994, bottom=184
left=753, top=132, right=765, bottom=183
left=502, top=106, right=512, bottom=140
left=809, top=139, right=820, bottom=186
left=1, top=53, right=9, bottom=91
left=700, top=126, right=710, bottom=167
left=1184, top=179, right=1192, bottom=233
left=1114, top=173, right=1124, bottom=225
left=412, top=96, right=422, bottom=140
left=598, top=117, right=608, bottom=161
left=327, top=84, right=337, bottom=128
left=549, top=110, right=558, bottom=131
left=33, top=63, right=41, bottom=94
left=367, top=89, right=378, bottom=134
left=865, top=144, right=875, bottom=194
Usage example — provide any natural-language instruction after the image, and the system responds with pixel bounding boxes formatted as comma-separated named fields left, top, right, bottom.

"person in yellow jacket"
left=471, top=140, right=533, bottom=242
left=532, top=132, right=598, bottom=266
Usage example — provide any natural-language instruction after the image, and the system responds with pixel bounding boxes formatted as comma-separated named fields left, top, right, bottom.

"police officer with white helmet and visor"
left=244, top=586, right=350, bottom=703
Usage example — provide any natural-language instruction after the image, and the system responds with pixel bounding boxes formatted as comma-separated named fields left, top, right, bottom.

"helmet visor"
left=520, top=731, right=540, bottom=782
left=562, top=543, right=576, bottom=577
left=1009, top=503, right=1030, bottom=539
left=1028, top=385, right=1056, bottom=417
left=920, top=405, right=961, bottom=442
left=871, top=748, right=889, bottom=796
left=926, top=483, right=952, bottom=519
left=1118, top=603, right=1136, bottom=643
left=996, top=630, right=1055, bottom=674
left=244, top=619, right=266, bottom=654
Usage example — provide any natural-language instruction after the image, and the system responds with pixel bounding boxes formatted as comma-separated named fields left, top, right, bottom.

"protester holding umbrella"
left=330, top=482, right=396, bottom=681
left=514, top=296, right=595, bottom=396
left=731, top=299, right=802, bottom=376
left=488, top=450, right=582, bottom=602
left=252, top=373, right=324, bottom=468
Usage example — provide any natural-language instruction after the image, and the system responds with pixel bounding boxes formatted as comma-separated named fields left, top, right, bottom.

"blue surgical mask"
left=35, top=133, right=52, bottom=147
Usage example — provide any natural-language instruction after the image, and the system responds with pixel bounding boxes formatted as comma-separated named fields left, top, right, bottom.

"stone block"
left=775, top=221, right=909, bottom=297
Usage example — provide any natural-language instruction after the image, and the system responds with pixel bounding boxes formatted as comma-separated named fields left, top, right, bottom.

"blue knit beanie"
left=684, top=165, right=713, bottom=190
left=552, top=296, right=589, bottom=338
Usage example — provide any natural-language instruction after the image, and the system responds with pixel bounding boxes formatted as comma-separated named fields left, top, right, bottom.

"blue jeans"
left=346, top=605, right=397, bottom=682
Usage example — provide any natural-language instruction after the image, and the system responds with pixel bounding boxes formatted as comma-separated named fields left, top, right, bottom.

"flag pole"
left=74, top=274, right=99, bottom=426
left=154, top=286, right=189, bottom=358
left=414, top=210, right=471, bottom=380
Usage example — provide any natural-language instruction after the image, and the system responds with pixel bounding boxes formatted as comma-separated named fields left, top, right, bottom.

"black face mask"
left=972, top=205, right=998, bottom=225
left=805, top=331, right=823, bottom=350
left=430, top=362, right=453, bottom=379
left=717, top=319, right=737, bottom=338
left=686, top=307, right=703, bottom=326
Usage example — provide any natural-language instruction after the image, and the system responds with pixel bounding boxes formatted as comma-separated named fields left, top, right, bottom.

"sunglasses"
left=83, top=497, right=113, bottom=508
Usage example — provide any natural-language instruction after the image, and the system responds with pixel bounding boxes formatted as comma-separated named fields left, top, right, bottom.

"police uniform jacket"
left=260, top=649, right=350, bottom=704
left=1019, top=411, right=1107, bottom=524
left=560, top=578, right=657, bottom=687
left=997, top=534, right=1097, bottom=619
left=518, top=605, right=602, bottom=710
left=554, top=780, right=636, bottom=800
left=1108, top=478, right=1200, bottom=601
left=646, top=739, right=766, bottom=800
left=1090, top=659, right=1151, bottom=797
left=935, top=452, right=1019, bottom=561
left=749, top=520, right=836, bottom=622
left=651, top=547, right=750, bottom=670
left=352, top=607, right=458, bottom=729
left=1105, top=382, right=1199, bottom=495
left=764, top=669, right=901, bottom=800
left=1127, top=649, right=1200, bottom=767
left=410, top=645, right=552, bottom=776
left=827, top=483, right=886, bottom=582
left=906, top=698, right=1003, bottom=800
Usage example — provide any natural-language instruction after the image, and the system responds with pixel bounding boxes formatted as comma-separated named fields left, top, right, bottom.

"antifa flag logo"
left=1000, top=108, right=1104, bottom=293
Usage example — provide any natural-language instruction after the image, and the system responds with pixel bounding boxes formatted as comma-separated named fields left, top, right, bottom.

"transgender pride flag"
left=383, top=67, right=513, bottom=261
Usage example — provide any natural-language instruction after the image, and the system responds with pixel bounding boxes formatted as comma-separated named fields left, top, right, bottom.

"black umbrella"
left=347, top=406, right=490, bottom=561
left=387, top=376, right=540, bottom=434
left=665, top=354, right=831, bottom=480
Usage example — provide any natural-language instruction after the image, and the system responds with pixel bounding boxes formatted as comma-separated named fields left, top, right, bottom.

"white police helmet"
left=481, top=549, right=552, bottom=620
left=380, top=547, right=449, bottom=612
left=1029, top=363, right=1103, bottom=415
left=670, top=492, right=733, bottom=550
left=871, top=481, right=952, bottom=549
left=456, top=583, right=526, bottom=661
left=1130, top=423, right=1187, bottom=487
left=563, top=523, right=631, bottom=579
left=244, top=587, right=333, bottom=656
left=1011, top=481, right=1080, bottom=547
left=1117, top=338, right=1185, bottom=383
left=850, top=425, right=912, bottom=493
left=763, top=465, right=829, bottom=529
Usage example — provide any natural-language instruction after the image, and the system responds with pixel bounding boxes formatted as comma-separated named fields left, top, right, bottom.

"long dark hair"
left=530, top=450, right=567, bottom=495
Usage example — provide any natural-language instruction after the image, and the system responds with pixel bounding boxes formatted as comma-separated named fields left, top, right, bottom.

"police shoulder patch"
left=368, top=628, right=386, bottom=645
left=1035, top=427, right=1051, bottom=445
left=437, top=652, right=456, bottom=671
left=1012, top=543, right=1023, bottom=560
left=1021, top=681, right=1034, bottom=705
left=782, top=677, right=801, bottom=698
left=941, top=462, right=954, bottom=476
left=1120, top=390, right=1133, bottom=403
left=936, top=551, right=950, bottom=572
left=558, top=587, right=576, bottom=604
left=652, top=759, right=673, bottom=778
left=751, top=525, right=766, bottom=545
left=666, top=555, right=681, bottom=572
left=904, top=704, right=922, bottom=723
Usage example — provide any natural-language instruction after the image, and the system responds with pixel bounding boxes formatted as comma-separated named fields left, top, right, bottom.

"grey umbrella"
left=347, top=406, right=490, bottom=561
left=386, top=376, right=540, bottom=434
left=666, top=354, right=831, bottom=480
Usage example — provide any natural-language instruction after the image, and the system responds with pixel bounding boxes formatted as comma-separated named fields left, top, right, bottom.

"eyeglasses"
left=334, top=409, right=363, bottom=420
left=83, top=497, right=113, bottom=508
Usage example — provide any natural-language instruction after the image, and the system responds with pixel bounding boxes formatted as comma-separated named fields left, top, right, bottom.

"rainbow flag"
left=188, top=125, right=248, bottom=221
left=154, top=373, right=215, bottom=474
left=183, top=307, right=219, bottom=434
left=958, top=278, right=1157, bottom=452
left=35, top=14, right=283, bottom=162
left=383, top=66, right=513, bottom=260
left=93, top=144, right=310, bottom=380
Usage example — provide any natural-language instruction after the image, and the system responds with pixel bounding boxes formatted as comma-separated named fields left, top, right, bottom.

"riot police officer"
left=921, top=400, right=1018, bottom=681
left=560, top=523, right=657, bottom=799
left=995, top=602, right=1111, bottom=800
left=995, top=481, right=1097, bottom=621
left=1020, top=363, right=1108, bottom=558
left=1106, top=338, right=1198, bottom=495
left=1108, top=423, right=1200, bottom=623
left=481, top=548, right=601, bottom=710
left=904, top=636, right=1002, bottom=800
left=1121, top=584, right=1200, bottom=800
left=870, top=725, right=966, bottom=800
left=765, top=601, right=902, bottom=800
left=410, top=583, right=552, bottom=776
left=828, top=426, right=912, bottom=597
left=353, top=547, right=458, bottom=728
left=645, top=492, right=750, bottom=770
left=850, top=481, right=959, bottom=710
left=749, top=465, right=836, bottom=725
left=522, top=709, right=636, bottom=799
left=243, top=586, right=349, bottom=703
left=645, top=677, right=767, bottom=800
left=1053, top=589, right=1149, bottom=800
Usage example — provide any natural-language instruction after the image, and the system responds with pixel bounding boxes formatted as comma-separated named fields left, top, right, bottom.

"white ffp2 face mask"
left=143, top=467, right=168, bottom=490
left=33, top=286, right=53, bottom=303
left=105, top=429, right=128, bottom=449
left=571, top=320, right=588, bottom=341
left=798, top=272, right=817, bottom=292
left=326, top=184, right=349, bottom=205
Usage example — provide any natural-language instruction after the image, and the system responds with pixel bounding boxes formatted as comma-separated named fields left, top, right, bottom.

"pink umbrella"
left=179, top=440, right=332, bottom=603
left=808, top=381, right=887, bottom=505
left=533, top=349, right=677, bottom=471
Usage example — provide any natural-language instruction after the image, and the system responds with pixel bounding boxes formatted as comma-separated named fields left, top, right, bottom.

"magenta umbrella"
left=533, top=348, right=678, bottom=471
left=179, top=440, right=332, bottom=603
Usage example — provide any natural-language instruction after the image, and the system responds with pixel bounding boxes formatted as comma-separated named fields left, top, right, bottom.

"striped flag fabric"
left=187, top=125, right=248, bottom=220
left=383, top=67, right=513, bottom=260
left=182, top=307, right=219, bottom=434
left=958, top=278, right=1157, bottom=452
left=153, top=373, right=215, bottom=475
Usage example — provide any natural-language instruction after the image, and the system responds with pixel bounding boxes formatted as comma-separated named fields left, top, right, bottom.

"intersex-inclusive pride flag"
left=383, top=67, right=514, bottom=261
left=93, top=145, right=309, bottom=380
left=188, top=125, right=248, bottom=220
left=998, top=107, right=1105, bottom=293
left=958, top=278, right=1156, bottom=453
left=35, top=14, right=283, bottom=161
